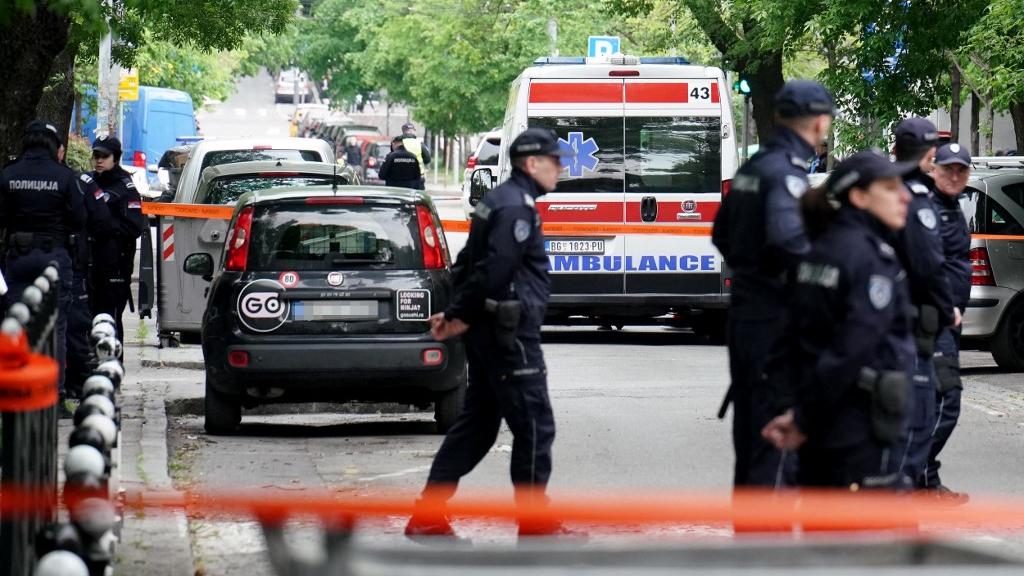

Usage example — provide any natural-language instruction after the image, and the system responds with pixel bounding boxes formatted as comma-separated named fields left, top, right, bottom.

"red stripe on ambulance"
left=529, top=83, right=621, bottom=103
left=624, top=82, right=688, bottom=103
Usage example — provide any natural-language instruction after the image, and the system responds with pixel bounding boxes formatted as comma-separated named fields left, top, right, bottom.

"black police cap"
left=774, top=80, right=836, bottom=119
left=894, top=117, right=939, bottom=154
left=935, top=142, right=972, bottom=167
left=828, top=149, right=917, bottom=198
left=509, top=128, right=575, bottom=159
left=92, top=135, right=122, bottom=158
left=25, top=119, right=59, bottom=137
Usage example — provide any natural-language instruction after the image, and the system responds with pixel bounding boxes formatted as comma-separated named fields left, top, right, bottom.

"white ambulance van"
left=492, top=55, right=738, bottom=332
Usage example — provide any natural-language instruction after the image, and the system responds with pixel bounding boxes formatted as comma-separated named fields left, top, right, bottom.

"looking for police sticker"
left=514, top=219, right=531, bottom=243
left=868, top=275, right=893, bottom=310
left=917, top=208, right=937, bottom=230
left=237, top=279, right=290, bottom=332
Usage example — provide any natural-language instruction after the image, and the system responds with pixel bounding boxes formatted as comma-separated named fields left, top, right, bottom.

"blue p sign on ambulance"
left=588, top=36, right=620, bottom=58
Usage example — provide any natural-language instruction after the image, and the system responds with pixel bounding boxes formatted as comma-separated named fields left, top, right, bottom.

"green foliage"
left=65, top=133, right=93, bottom=172
left=134, top=34, right=243, bottom=108
left=961, top=0, right=1024, bottom=111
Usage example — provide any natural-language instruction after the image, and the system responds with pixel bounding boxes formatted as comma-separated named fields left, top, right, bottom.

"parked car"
left=121, top=86, right=198, bottom=186
left=460, top=130, right=501, bottom=218
left=275, top=68, right=311, bottom=104
left=290, top=103, right=328, bottom=137
left=360, top=140, right=391, bottom=185
left=184, top=186, right=466, bottom=434
left=959, top=164, right=1024, bottom=371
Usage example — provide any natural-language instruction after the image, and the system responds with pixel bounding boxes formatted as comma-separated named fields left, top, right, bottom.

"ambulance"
left=490, top=55, right=738, bottom=333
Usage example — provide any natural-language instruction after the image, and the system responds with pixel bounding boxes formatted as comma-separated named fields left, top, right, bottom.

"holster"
left=857, top=366, right=908, bottom=445
left=9, top=232, right=35, bottom=255
left=933, top=355, right=962, bottom=393
left=485, top=298, right=521, bottom=351
left=913, top=304, right=939, bottom=357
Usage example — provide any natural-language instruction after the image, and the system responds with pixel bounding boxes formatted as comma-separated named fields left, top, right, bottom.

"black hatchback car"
left=184, top=186, right=467, bottom=434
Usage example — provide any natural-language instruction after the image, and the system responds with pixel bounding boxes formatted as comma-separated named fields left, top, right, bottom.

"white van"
left=491, top=55, right=738, bottom=332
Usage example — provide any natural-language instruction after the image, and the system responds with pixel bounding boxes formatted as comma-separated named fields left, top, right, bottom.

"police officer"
left=890, top=118, right=955, bottom=486
left=0, top=120, right=85, bottom=401
left=57, top=139, right=113, bottom=397
left=923, top=143, right=973, bottom=503
left=89, top=136, right=146, bottom=343
left=762, top=150, right=916, bottom=489
left=405, top=128, right=574, bottom=541
left=711, top=80, right=835, bottom=488
left=378, top=136, right=424, bottom=189
left=400, top=123, right=431, bottom=188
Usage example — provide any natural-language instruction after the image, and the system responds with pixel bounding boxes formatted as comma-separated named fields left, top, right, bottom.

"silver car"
left=960, top=164, right=1024, bottom=371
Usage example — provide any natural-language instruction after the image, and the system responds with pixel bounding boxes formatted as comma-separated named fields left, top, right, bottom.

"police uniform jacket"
left=931, top=192, right=972, bottom=312
left=379, top=148, right=423, bottom=188
left=446, top=168, right=549, bottom=343
left=90, top=166, right=145, bottom=277
left=898, top=170, right=954, bottom=328
left=71, top=171, right=113, bottom=271
left=712, top=127, right=812, bottom=318
left=0, top=149, right=85, bottom=245
left=791, top=207, right=914, bottom=448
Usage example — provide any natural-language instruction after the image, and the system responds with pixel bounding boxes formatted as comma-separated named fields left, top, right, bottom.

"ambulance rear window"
left=529, top=116, right=623, bottom=193
left=625, top=117, right=721, bottom=194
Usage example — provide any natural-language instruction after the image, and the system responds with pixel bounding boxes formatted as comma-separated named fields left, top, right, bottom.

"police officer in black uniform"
left=0, top=120, right=85, bottom=399
left=890, top=118, right=955, bottom=487
left=378, top=136, right=424, bottom=189
left=923, top=143, right=973, bottom=502
left=711, top=80, right=835, bottom=488
left=57, top=139, right=113, bottom=397
left=89, top=136, right=146, bottom=343
left=763, top=150, right=916, bottom=489
left=405, top=128, right=574, bottom=541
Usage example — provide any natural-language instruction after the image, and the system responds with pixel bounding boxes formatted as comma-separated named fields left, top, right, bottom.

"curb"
left=140, top=358, right=205, bottom=371
left=165, top=397, right=424, bottom=417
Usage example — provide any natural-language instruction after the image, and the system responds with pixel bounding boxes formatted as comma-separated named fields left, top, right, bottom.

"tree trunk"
left=988, top=106, right=995, bottom=155
left=950, top=64, right=961, bottom=142
left=35, top=41, right=79, bottom=144
left=0, top=3, right=71, bottom=161
left=1009, top=103, right=1024, bottom=154
left=746, top=52, right=785, bottom=143
left=971, top=91, right=980, bottom=154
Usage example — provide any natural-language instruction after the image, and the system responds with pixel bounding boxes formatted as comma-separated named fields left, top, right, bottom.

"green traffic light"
left=738, top=79, right=751, bottom=94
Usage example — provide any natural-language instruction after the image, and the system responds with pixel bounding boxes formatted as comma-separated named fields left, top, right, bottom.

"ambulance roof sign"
left=588, top=36, right=620, bottom=58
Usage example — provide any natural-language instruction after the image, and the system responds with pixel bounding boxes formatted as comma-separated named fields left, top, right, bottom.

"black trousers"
left=727, top=313, right=797, bottom=488
left=65, top=269, right=95, bottom=397
left=923, top=327, right=963, bottom=487
left=426, top=330, right=555, bottom=502
left=91, top=272, right=131, bottom=344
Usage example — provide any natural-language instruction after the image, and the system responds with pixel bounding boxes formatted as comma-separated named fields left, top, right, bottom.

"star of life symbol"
left=558, top=131, right=599, bottom=178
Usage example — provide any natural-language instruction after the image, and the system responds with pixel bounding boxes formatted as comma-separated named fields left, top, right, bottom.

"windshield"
left=202, top=174, right=338, bottom=205
left=200, top=149, right=323, bottom=171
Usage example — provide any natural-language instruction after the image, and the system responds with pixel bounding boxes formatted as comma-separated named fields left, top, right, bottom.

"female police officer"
left=762, top=150, right=917, bottom=489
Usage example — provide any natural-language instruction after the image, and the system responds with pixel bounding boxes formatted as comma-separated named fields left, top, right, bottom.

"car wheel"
left=434, top=381, right=466, bottom=434
left=204, top=369, right=242, bottom=435
left=991, top=301, right=1024, bottom=372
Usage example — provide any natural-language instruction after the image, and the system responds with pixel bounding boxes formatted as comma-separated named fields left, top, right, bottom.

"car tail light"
left=224, top=206, right=254, bottom=272
left=305, top=197, right=363, bottom=205
left=466, top=155, right=478, bottom=170
left=417, top=205, right=445, bottom=269
left=367, top=157, right=377, bottom=168
left=252, top=145, right=272, bottom=151
left=724, top=278, right=732, bottom=288
left=422, top=348, right=444, bottom=366
left=132, top=151, right=146, bottom=168
left=721, top=179, right=732, bottom=196
left=970, top=247, right=996, bottom=286
left=228, top=350, right=250, bottom=368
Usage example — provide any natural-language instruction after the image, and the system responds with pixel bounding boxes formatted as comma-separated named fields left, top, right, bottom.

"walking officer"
left=890, top=118, right=955, bottom=486
left=89, top=136, right=146, bottom=344
left=762, top=150, right=916, bottom=490
left=923, top=143, right=973, bottom=503
left=711, top=80, right=835, bottom=488
left=0, top=120, right=85, bottom=400
left=405, top=128, right=575, bottom=542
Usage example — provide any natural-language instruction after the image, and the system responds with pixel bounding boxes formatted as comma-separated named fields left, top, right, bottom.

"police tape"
left=5, top=484, right=1024, bottom=531
left=141, top=202, right=235, bottom=220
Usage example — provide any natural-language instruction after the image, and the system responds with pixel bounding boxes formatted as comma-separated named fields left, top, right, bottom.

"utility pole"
left=547, top=18, right=558, bottom=57
left=742, top=95, right=751, bottom=163
left=96, top=0, right=116, bottom=138
left=670, top=17, right=677, bottom=57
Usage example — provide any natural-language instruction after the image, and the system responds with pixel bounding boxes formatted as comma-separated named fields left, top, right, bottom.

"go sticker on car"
left=237, top=279, right=290, bottom=333
left=396, top=289, right=430, bottom=321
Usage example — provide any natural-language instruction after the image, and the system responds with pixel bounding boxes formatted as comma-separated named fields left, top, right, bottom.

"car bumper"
left=963, top=285, right=1016, bottom=338
left=227, top=339, right=457, bottom=375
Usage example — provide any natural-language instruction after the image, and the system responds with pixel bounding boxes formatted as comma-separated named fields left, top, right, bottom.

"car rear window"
left=249, top=203, right=420, bottom=271
left=625, top=117, right=722, bottom=193
left=203, top=175, right=338, bottom=205
left=200, top=149, right=322, bottom=171
left=476, top=138, right=501, bottom=166
left=963, top=185, right=1024, bottom=235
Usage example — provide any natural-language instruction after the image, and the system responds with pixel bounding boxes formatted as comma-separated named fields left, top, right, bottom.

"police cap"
left=25, top=119, right=60, bottom=138
left=774, top=80, right=836, bottom=119
left=401, top=122, right=416, bottom=135
left=92, top=135, right=122, bottom=159
left=894, top=117, right=939, bottom=154
left=935, top=142, right=972, bottom=167
left=509, top=128, right=575, bottom=159
left=828, top=149, right=917, bottom=198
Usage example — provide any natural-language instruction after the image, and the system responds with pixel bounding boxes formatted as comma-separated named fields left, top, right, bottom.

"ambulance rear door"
left=526, top=78, right=626, bottom=298
left=621, top=74, right=731, bottom=299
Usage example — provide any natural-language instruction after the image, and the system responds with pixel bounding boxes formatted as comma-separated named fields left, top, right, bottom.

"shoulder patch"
left=790, top=156, right=810, bottom=170
left=79, top=173, right=93, bottom=184
left=909, top=183, right=929, bottom=195
left=513, top=219, right=531, bottom=243
left=916, top=208, right=937, bottom=230
left=523, top=193, right=535, bottom=208
left=127, top=200, right=142, bottom=210
left=733, top=173, right=760, bottom=192
left=785, top=175, right=808, bottom=198
left=868, top=274, right=893, bottom=310
left=93, top=189, right=105, bottom=200
left=877, top=241, right=896, bottom=260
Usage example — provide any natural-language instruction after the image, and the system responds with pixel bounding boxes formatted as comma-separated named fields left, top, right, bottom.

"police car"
left=486, top=55, right=738, bottom=332
left=184, top=185, right=466, bottom=434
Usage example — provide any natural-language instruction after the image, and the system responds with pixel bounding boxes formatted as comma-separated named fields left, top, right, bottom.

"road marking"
left=358, top=465, right=430, bottom=483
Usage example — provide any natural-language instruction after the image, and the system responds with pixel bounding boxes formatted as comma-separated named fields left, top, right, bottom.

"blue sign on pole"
left=587, top=36, right=621, bottom=58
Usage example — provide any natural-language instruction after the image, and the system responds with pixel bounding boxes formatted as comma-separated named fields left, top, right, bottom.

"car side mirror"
left=183, top=253, right=214, bottom=281
left=469, top=169, right=494, bottom=206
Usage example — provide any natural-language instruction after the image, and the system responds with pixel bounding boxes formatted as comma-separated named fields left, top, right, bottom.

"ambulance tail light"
left=224, top=206, right=254, bottom=272
left=417, top=205, right=445, bottom=270
left=970, top=247, right=996, bottom=286
left=722, top=179, right=732, bottom=197
left=466, top=155, right=478, bottom=170
left=132, top=151, right=146, bottom=168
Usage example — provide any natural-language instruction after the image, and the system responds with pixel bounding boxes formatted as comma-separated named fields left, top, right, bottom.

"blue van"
left=122, top=86, right=197, bottom=182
